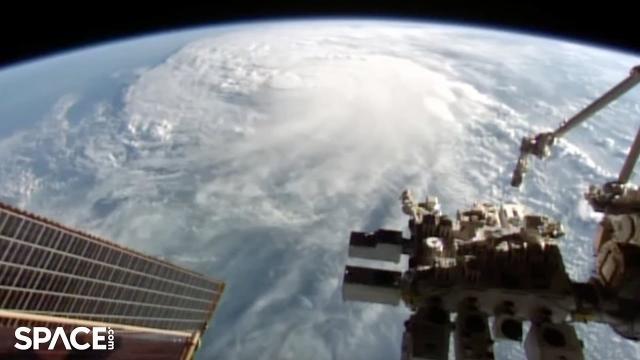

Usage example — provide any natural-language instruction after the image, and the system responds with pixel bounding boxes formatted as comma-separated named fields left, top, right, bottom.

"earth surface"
left=1, top=19, right=639, bottom=359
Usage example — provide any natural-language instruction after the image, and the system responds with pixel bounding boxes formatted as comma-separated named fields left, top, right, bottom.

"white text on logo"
left=14, top=327, right=115, bottom=351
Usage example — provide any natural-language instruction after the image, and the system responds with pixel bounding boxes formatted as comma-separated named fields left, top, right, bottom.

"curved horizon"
left=2, top=17, right=639, bottom=72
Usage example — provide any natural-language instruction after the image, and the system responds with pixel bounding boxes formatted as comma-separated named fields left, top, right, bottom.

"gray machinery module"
left=341, top=65, right=640, bottom=360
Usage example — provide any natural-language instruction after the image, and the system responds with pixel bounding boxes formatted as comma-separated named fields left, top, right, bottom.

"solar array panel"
left=0, top=202, right=224, bottom=333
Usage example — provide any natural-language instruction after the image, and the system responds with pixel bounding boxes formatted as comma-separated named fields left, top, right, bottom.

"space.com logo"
left=14, top=326, right=115, bottom=351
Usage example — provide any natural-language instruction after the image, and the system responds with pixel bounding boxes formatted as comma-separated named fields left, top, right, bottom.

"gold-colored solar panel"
left=0, top=202, right=224, bottom=359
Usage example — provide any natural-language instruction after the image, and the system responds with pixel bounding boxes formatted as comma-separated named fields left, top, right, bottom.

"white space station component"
left=524, top=323, right=584, bottom=360
left=343, top=193, right=575, bottom=360
left=341, top=65, right=640, bottom=360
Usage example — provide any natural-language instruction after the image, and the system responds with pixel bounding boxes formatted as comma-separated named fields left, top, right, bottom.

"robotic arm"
left=341, top=65, right=640, bottom=360
left=511, top=65, right=640, bottom=187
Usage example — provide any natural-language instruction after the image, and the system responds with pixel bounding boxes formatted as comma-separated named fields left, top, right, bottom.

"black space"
left=0, top=1, right=638, bottom=68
